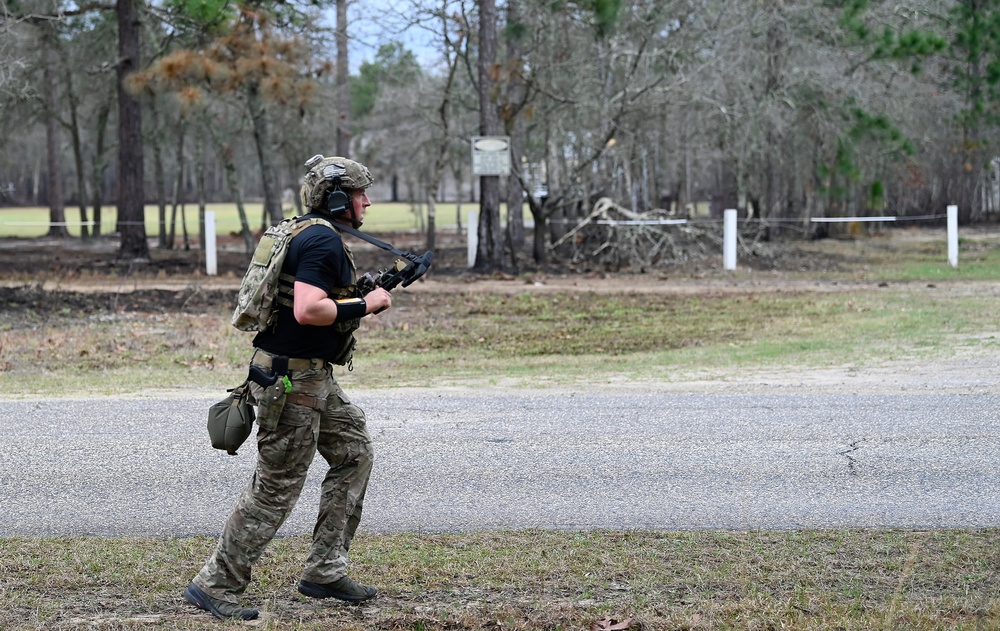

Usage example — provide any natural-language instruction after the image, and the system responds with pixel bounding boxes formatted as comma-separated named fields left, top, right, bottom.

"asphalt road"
left=2, top=383, right=998, bottom=537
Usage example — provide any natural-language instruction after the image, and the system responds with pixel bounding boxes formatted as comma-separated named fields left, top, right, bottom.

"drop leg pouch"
left=252, top=381, right=288, bottom=431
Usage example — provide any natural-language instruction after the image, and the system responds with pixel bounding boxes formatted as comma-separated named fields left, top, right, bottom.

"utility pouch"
left=329, top=334, right=357, bottom=367
left=255, top=381, right=288, bottom=430
left=207, top=382, right=256, bottom=456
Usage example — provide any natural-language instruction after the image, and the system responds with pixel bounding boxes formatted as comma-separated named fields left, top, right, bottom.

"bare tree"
left=502, top=0, right=527, bottom=259
left=40, top=22, right=69, bottom=237
left=135, top=7, right=328, bottom=229
left=116, top=0, right=149, bottom=261
left=335, top=0, right=351, bottom=157
left=0, top=2, right=38, bottom=101
left=5, top=0, right=1000, bottom=275
left=422, top=8, right=468, bottom=253
left=475, top=0, right=503, bottom=271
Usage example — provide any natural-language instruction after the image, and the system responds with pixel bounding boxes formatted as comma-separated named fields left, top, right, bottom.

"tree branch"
left=2, top=2, right=115, bottom=25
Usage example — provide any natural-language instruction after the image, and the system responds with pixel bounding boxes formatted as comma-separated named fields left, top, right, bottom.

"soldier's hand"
left=365, top=287, right=392, bottom=314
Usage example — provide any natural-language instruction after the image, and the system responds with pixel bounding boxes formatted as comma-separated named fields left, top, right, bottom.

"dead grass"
left=1, top=530, right=997, bottom=630
left=2, top=283, right=999, bottom=396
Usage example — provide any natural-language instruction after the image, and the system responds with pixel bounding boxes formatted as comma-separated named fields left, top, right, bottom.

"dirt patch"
left=0, top=226, right=992, bottom=331
left=0, top=231, right=467, bottom=324
left=0, top=235, right=854, bottom=329
left=0, top=284, right=237, bottom=329
left=0, top=225, right=862, bottom=281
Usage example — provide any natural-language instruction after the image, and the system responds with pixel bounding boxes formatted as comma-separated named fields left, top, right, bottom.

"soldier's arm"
left=293, top=281, right=363, bottom=326
left=293, top=282, right=390, bottom=326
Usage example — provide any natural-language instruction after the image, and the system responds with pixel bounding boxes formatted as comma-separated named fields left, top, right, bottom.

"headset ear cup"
left=327, top=189, right=350, bottom=215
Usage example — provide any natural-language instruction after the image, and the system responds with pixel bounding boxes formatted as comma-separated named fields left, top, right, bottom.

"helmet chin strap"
left=323, top=187, right=363, bottom=229
left=340, top=200, right=362, bottom=229
left=349, top=205, right=363, bottom=229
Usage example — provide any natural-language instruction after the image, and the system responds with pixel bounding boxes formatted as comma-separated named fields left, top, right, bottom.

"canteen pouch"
left=207, top=382, right=256, bottom=456
left=254, top=381, right=288, bottom=431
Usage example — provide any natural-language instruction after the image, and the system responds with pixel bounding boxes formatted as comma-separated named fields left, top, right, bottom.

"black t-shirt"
left=252, top=215, right=355, bottom=360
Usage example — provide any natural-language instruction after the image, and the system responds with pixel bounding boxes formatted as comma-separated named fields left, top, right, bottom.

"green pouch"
left=207, top=382, right=256, bottom=455
left=255, top=381, right=288, bottom=430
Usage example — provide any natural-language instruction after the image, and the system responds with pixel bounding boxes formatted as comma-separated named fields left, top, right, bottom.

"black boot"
left=298, top=576, right=378, bottom=603
left=183, top=582, right=259, bottom=620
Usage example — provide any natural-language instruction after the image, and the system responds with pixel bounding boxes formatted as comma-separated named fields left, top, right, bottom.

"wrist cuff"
left=334, top=298, right=367, bottom=322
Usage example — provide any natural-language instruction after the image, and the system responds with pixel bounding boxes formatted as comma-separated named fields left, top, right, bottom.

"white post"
left=205, top=210, right=218, bottom=276
left=947, top=204, right=958, bottom=268
left=467, top=211, right=478, bottom=268
left=723, top=208, right=737, bottom=271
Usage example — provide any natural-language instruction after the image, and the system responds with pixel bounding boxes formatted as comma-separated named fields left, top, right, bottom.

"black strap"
left=336, top=223, right=412, bottom=259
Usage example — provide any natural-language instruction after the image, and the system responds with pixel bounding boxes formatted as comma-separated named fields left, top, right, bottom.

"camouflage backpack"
left=231, top=216, right=335, bottom=332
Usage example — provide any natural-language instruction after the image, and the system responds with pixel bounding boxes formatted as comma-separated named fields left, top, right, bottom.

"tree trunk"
left=180, top=198, right=189, bottom=250
left=504, top=0, right=526, bottom=254
left=425, top=20, right=461, bottom=254
left=32, top=155, right=41, bottom=205
left=116, top=0, right=149, bottom=261
left=475, top=0, right=504, bottom=272
left=218, top=138, right=254, bottom=252
left=150, top=100, right=168, bottom=248
left=41, top=28, right=69, bottom=238
left=425, top=196, right=437, bottom=253
left=196, top=131, right=207, bottom=252
left=170, top=123, right=187, bottom=249
left=247, top=82, right=283, bottom=226
left=62, top=58, right=90, bottom=240
left=335, top=0, right=351, bottom=157
left=529, top=202, right=547, bottom=266
left=91, top=101, right=112, bottom=238
left=203, top=110, right=253, bottom=251
left=453, top=161, right=464, bottom=234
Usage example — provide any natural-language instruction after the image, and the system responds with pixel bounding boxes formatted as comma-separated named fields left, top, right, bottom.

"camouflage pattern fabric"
left=299, top=155, right=374, bottom=210
left=193, top=360, right=373, bottom=602
left=230, top=217, right=336, bottom=333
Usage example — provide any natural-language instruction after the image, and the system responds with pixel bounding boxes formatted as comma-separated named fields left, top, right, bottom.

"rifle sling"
left=336, top=224, right=412, bottom=259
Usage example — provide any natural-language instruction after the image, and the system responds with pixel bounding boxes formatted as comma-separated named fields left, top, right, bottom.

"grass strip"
left=1, top=529, right=997, bottom=629
left=2, top=287, right=999, bottom=396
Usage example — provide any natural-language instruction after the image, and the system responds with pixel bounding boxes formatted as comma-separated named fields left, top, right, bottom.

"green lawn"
left=0, top=201, right=510, bottom=238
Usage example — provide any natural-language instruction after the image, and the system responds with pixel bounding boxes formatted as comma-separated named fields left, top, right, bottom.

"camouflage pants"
left=193, top=358, right=373, bottom=603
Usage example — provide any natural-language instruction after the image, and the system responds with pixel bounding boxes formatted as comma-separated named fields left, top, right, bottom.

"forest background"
left=2, top=0, right=1000, bottom=273
left=3, top=3, right=1000, bottom=628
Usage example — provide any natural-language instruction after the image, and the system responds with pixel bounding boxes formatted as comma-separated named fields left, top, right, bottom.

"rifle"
left=337, top=224, right=434, bottom=294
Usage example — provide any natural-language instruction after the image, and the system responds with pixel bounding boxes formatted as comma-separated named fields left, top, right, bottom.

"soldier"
left=184, top=156, right=392, bottom=620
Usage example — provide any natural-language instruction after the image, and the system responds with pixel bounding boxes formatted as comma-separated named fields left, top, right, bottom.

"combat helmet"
left=300, top=154, right=374, bottom=211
